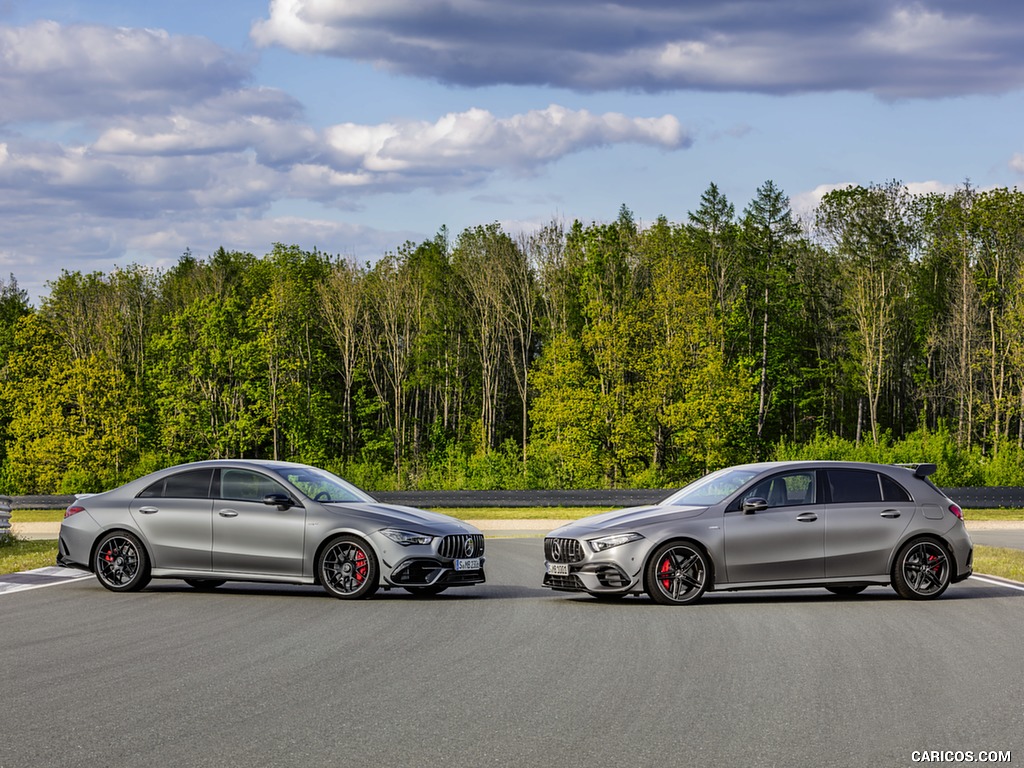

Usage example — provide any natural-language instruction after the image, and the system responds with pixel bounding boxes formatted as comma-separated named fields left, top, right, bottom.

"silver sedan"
left=57, top=460, right=485, bottom=599
left=543, top=461, right=973, bottom=605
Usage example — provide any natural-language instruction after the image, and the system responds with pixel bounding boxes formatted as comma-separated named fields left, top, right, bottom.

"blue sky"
left=2, top=0, right=1024, bottom=302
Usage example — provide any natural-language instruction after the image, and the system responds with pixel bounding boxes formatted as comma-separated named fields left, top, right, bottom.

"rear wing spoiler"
left=895, top=463, right=937, bottom=478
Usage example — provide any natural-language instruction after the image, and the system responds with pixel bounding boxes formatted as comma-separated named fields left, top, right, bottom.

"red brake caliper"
left=354, top=549, right=367, bottom=583
left=660, top=558, right=672, bottom=589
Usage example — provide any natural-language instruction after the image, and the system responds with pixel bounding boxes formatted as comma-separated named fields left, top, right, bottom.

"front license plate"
left=546, top=563, right=570, bottom=576
left=454, top=558, right=481, bottom=571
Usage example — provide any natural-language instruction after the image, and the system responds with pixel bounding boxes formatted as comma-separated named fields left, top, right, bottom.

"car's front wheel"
left=94, top=531, right=151, bottom=592
left=318, top=536, right=379, bottom=599
left=892, top=538, right=951, bottom=600
left=644, top=541, right=709, bottom=606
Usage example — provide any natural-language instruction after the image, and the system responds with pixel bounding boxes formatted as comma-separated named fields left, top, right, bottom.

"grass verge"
left=0, top=537, right=59, bottom=574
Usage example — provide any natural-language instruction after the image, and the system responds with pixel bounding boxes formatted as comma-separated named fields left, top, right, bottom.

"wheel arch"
left=89, top=526, right=153, bottom=574
left=643, top=536, right=717, bottom=592
left=312, top=530, right=378, bottom=586
left=887, top=532, right=953, bottom=580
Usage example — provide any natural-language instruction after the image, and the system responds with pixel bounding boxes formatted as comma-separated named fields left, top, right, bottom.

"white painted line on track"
left=970, top=574, right=1024, bottom=592
left=0, top=566, right=93, bottom=596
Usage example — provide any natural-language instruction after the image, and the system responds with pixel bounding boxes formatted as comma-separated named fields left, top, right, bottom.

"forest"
left=2, top=180, right=1024, bottom=494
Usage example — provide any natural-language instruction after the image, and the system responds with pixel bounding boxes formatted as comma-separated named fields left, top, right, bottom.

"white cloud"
left=0, top=21, right=253, bottom=122
left=251, top=0, right=1024, bottom=98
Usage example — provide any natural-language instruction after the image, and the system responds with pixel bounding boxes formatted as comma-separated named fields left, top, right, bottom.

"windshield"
left=661, top=467, right=759, bottom=506
left=282, top=467, right=375, bottom=503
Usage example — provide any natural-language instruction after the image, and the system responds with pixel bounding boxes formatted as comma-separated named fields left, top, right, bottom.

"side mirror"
left=263, top=493, right=294, bottom=510
left=742, top=497, right=768, bottom=514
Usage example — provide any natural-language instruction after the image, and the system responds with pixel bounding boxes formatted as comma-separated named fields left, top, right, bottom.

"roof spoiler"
left=896, top=463, right=937, bottom=478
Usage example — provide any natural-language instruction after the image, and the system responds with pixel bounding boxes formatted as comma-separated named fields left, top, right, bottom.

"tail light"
left=64, top=505, right=85, bottom=518
left=948, top=504, right=964, bottom=520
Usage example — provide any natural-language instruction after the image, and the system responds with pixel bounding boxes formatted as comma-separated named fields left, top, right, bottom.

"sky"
left=2, top=0, right=1024, bottom=303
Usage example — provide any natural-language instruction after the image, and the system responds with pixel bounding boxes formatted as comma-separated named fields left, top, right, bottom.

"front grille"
left=544, top=537, right=584, bottom=563
left=439, top=533, right=485, bottom=559
left=544, top=573, right=584, bottom=591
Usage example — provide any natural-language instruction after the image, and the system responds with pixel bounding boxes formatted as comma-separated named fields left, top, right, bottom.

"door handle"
left=139, top=506, right=159, bottom=514
left=218, top=510, right=239, bottom=518
left=796, top=512, right=818, bottom=522
left=880, top=510, right=901, bottom=519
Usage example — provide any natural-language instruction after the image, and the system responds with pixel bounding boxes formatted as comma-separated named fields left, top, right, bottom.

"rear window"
left=827, top=470, right=883, bottom=503
left=881, top=474, right=912, bottom=502
left=139, top=469, right=214, bottom=499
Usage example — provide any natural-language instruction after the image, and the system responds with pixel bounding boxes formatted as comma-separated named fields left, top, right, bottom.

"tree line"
left=2, top=179, right=1024, bottom=494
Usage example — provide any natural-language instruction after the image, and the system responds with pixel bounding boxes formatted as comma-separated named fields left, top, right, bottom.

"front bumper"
left=542, top=534, right=646, bottom=594
left=387, top=556, right=486, bottom=587
left=372, top=530, right=487, bottom=588
left=543, top=561, right=635, bottom=593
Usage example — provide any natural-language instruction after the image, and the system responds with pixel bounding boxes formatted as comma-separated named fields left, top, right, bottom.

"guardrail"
left=0, top=495, right=12, bottom=534
left=7, top=487, right=1024, bottom=509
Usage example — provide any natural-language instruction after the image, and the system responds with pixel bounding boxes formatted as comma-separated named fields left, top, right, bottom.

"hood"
left=550, top=504, right=708, bottom=536
left=327, top=502, right=480, bottom=535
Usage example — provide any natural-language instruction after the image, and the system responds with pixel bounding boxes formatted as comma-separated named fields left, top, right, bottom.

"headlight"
left=588, top=532, right=644, bottom=552
left=381, top=528, right=435, bottom=546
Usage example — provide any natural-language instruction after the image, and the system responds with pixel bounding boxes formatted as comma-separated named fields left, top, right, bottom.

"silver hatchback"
left=57, top=460, right=486, bottom=598
left=543, top=461, right=973, bottom=604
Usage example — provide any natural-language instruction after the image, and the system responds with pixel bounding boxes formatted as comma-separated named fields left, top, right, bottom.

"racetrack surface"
left=2, top=538, right=1022, bottom=767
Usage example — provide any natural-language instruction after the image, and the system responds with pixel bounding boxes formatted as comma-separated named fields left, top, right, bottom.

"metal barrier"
left=0, top=495, right=12, bottom=534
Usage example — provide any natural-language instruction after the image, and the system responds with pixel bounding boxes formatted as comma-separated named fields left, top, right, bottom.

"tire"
left=644, top=541, right=709, bottom=606
left=318, top=536, right=380, bottom=600
left=94, top=531, right=151, bottom=593
left=892, top=538, right=952, bottom=600
left=826, top=585, right=867, bottom=596
left=403, top=584, right=449, bottom=596
left=184, top=579, right=226, bottom=591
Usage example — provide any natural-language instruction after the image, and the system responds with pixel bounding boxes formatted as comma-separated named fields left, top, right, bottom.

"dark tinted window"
left=219, top=469, right=288, bottom=502
left=881, top=474, right=912, bottom=502
left=746, top=471, right=816, bottom=507
left=139, top=469, right=213, bottom=499
left=827, top=470, right=882, bottom=503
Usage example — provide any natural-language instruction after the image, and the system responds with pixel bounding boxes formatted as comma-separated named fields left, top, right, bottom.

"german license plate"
left=454, top=558, right=481, bottom=571
left=546, top=563, right=570, bottom=576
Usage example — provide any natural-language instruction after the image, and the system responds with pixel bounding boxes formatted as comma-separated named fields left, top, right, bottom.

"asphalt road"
left=2, top=538, right=1022, bottom=768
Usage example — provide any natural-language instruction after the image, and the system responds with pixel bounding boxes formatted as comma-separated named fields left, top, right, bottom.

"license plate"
left=546, top=563, right=570, bottom=576
left=454, top=558, right=481, bottom=571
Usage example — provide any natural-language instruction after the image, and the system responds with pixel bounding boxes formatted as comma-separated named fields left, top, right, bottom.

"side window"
left=138, top=469, right=213, bottom=499
left=827, top=470, right=883, bottom=503
left=746, top=471, right=816, bottom=507
left=881, top=474, right=912, bottom=502
left=220, top=469, right=288, bottom=502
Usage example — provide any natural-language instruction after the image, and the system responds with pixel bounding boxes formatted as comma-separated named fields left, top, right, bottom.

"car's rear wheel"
left=184, top=579, right=226, bottom=590
left=826, top=585, right=867, bottom=596
left=94, top=531, right=151, bottom=592
left=892, top=538, right=951, bottom=600
left=318, top=536, right=379, bottom=599
left=644, top=541, right=709, bottom=606
left=403, top=584, right=448, bottom=596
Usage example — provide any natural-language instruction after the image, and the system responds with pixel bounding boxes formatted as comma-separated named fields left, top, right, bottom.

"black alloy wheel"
left=94, top=531, right=151, bottom=592
left=892, top=538, right=952, bottom=600
left=645, top=541, right=709, bottom=606
left=318, top=536, right=380, bottom=599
